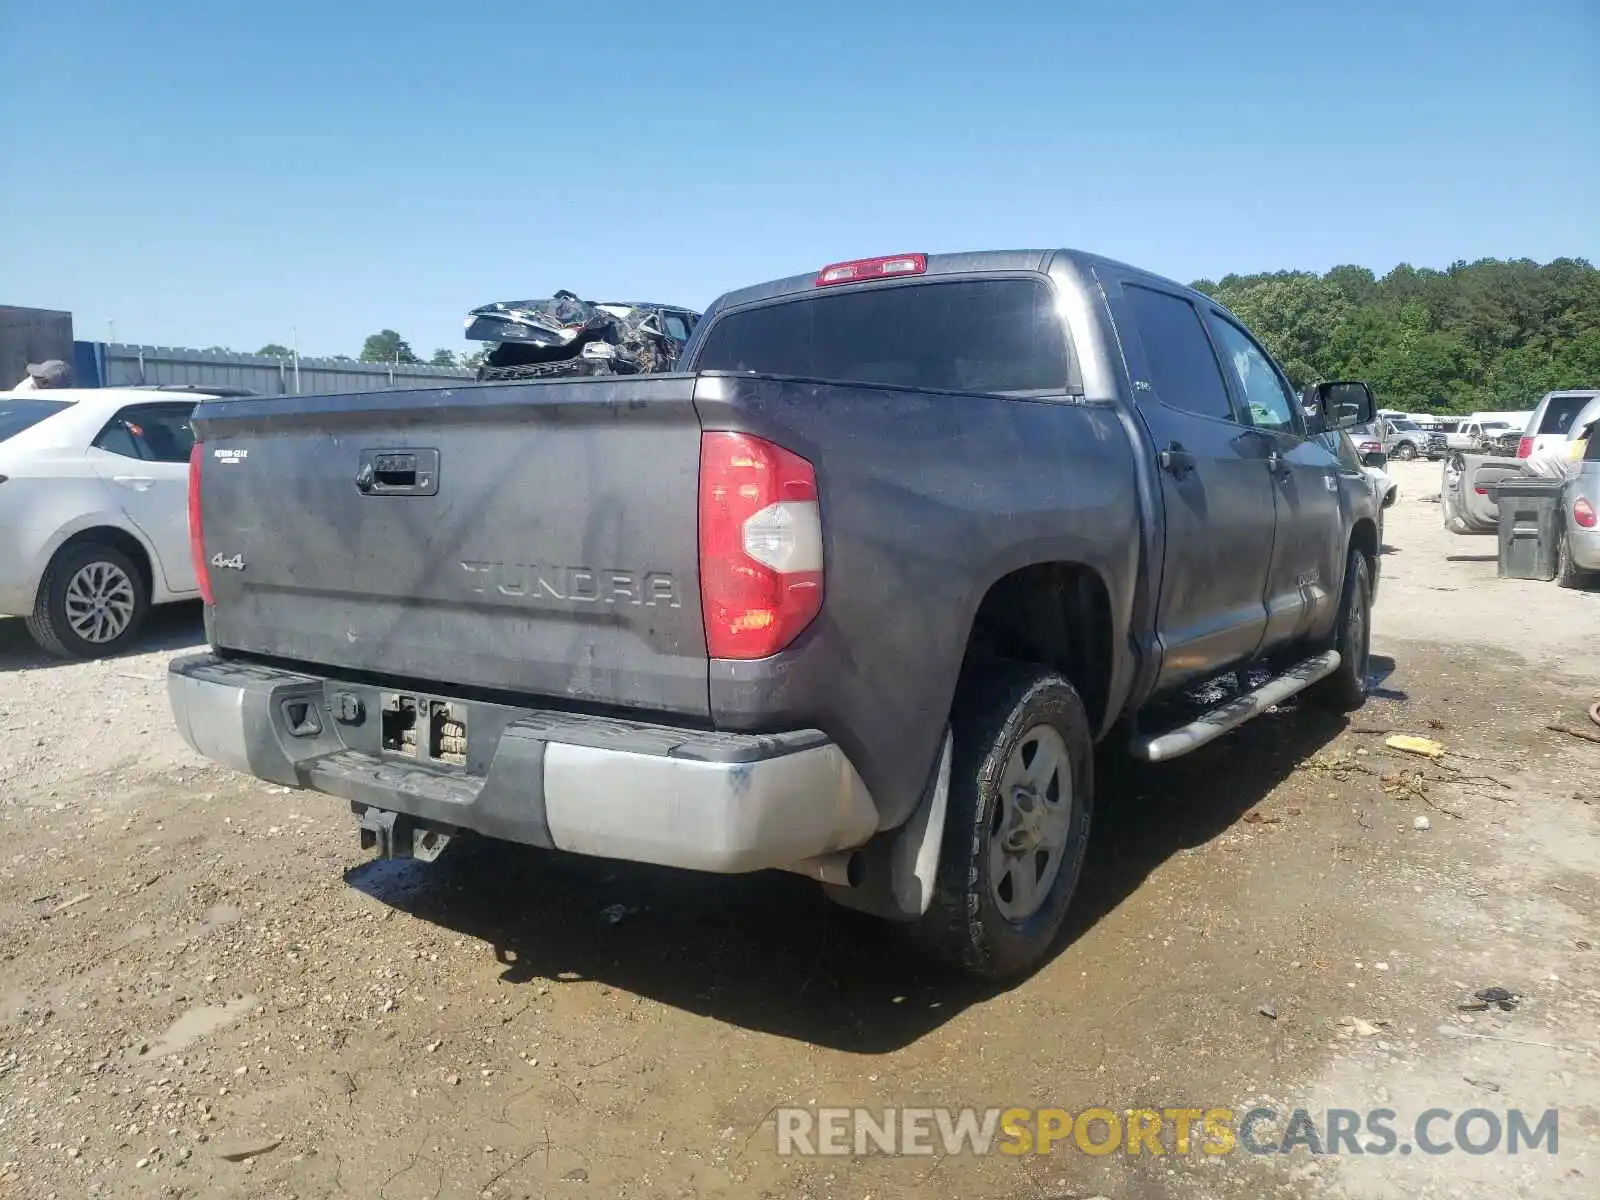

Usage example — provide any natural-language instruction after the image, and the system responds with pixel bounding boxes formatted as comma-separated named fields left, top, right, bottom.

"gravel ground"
left=1, top=457, right=1596, bottom=1200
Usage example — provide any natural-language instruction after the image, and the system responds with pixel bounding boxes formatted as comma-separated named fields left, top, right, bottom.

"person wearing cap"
left=14, top=359, right=72, bottom=391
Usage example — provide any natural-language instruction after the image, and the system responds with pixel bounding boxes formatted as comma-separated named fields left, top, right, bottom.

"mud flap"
left=822, top=729, right=952, bottom=921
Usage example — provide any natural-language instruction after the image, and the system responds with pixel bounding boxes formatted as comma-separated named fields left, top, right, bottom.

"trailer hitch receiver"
left=357, top=807, right=454, bottom=862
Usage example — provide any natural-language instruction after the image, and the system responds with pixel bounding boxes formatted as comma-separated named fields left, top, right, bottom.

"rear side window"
left=92, top=403, right=197, bottom=463
left=694, top=278, right=1070, bottom=395
left=1121, top=285, right=1235, bottom=422
left=0, top=399, right=70, bottom=441
left=1539, top=395, right=1595, bottom=435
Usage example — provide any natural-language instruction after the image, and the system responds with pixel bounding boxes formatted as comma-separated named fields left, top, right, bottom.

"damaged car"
left=465, top=293, right=700, bottom=381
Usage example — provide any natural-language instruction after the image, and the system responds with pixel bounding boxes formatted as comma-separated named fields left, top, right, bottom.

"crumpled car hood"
left=464, top=292, right=610, bottom=347
left=465, top=291, right=682, bottom=381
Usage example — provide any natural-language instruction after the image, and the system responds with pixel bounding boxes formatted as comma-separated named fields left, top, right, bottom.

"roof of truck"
left=703, top=248, right=1206, bottom=317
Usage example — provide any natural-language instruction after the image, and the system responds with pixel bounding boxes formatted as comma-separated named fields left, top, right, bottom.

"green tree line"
left=1193, top=257, right=1600, bottom=413
left=249, top=332, right=478, bottom=368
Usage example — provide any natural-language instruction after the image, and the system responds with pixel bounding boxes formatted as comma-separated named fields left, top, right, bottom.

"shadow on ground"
left=1367, top=653, right=1407, bottom=701
left=347, top=701, right=1349, bottom=1054
left=0, top=603, right=204, bottom=673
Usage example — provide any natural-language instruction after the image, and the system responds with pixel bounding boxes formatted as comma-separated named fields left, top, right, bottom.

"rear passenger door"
left=87, top=402, right=199, bottom=595
left=1107, top=277, right=1278, bottom=694
left=1202, top=311, right=1346, bottom=650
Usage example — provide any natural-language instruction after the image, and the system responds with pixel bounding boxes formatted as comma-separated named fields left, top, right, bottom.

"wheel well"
left=1350, top=518, right=1378, bottom=566
left=52, top=527, right=155, bottom=598
left=962, top=563, right=1113, bottom=730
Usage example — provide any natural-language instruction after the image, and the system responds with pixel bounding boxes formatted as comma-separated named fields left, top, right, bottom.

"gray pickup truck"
left=169, top=249, right=1380, bottom=978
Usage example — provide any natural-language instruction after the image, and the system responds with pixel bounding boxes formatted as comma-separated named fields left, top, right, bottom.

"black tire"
left=1394, top=441, right=1418, bottom=461
left=1556, top=529, right=1592, bottom=589
left=914, top=664, right=1094, bottom=980
left=1307, top=548, right=1372, bottom=712
left=25, top=541, right=150, bottom=660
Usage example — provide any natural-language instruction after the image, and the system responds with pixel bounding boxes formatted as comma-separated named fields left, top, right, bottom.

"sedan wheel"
left=26, top=541, right=151, bottom=659
left=64, top=560, right=139, bottom=644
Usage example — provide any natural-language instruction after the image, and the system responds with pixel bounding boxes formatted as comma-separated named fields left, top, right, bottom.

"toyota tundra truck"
left=169, top=249, right=1380, bottom=978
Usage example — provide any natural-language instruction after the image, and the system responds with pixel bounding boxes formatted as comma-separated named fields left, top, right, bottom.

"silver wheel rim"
left=988, top=724, right=1073, bottom=921
left=64, top=561, right=136, bottom=644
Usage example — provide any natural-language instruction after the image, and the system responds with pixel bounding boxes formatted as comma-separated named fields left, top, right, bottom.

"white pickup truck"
left=1444, top=418, right=1517, bottom=453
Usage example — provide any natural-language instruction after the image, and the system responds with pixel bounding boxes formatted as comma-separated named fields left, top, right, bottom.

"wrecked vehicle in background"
left=465, top=293, right=700, bottom=381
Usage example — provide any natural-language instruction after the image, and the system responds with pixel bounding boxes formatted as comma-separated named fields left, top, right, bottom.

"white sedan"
left=0, top=388, right=217, bottom=657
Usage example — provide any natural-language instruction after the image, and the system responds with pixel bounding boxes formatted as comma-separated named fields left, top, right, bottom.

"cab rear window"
left=694, top=278, right=1071, bottom=395
left=0, top=399, right=70, bottom=441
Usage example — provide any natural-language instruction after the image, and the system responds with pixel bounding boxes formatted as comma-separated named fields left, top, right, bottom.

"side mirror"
left=1312, top=381, right=1376, bottom=432
left=1361, top=450, right=1387, bottom=468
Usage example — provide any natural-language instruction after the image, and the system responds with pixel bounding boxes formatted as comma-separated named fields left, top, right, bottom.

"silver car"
left=1559, top=423, right=1599, bottom=588
left=1383, top=417, right=1446, bottom=460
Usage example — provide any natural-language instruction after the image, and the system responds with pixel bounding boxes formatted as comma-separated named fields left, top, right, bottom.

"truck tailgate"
left=191, top=377, right=709, bottom=718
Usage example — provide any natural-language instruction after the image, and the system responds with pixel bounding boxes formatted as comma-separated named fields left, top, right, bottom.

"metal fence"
left=80, top=343, right=474, bottom=395
left=1, top=305, right=74, bottom=388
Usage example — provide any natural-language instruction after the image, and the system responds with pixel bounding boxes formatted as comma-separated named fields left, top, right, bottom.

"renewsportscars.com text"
left=775, top=1106, right=1559, bottom=1158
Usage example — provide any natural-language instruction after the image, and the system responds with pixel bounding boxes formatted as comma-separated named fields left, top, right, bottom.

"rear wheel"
left=1556, top=529, right=1593, bottom=589
left=25, top=541, right=150, bottom=659
left=915, top=664, right=1093, bottom=980
left=1307, top=548, right=1372, bottom=712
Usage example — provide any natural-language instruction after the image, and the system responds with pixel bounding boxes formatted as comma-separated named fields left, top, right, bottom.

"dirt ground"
left=2, top=458, right=1596, bottom=1200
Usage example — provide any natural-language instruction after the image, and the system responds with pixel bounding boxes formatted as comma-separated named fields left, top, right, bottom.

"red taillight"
left=698, top=432, right=823, bottom=660
left=1575, top=497, right=1597, bottom=529
left=188, top=443, right=214, bottom=605
left=814, top=253, right=927, bottom=287
left=1517, top=436, right=1534, bottom=458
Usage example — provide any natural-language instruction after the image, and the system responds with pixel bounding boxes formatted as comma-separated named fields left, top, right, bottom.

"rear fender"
left=19, top=510, right=164, bottom=610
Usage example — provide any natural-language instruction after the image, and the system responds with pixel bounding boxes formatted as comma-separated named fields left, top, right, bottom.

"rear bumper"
left=167, top=653, right=879, bottom=873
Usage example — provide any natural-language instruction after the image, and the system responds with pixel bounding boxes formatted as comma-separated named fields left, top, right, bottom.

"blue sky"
left=2, top=0, right=1595, bottom=358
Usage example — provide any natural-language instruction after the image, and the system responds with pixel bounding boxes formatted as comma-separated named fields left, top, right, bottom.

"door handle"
left=111, top=475, right=156, bottom=491
left=1157, top=444, right=1196, bottom=479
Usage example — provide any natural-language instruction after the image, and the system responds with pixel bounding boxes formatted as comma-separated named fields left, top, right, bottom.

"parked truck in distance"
left=169, top=249, right=1380, bottom=979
